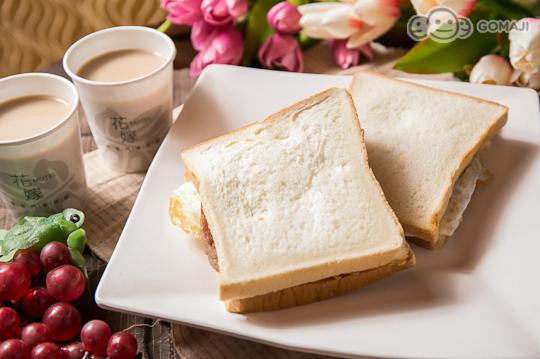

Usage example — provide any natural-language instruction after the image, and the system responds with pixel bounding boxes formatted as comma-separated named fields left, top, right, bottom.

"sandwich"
left=349, top=72, right=508, bottom=249
left=171, top=88, right=414, bottom=313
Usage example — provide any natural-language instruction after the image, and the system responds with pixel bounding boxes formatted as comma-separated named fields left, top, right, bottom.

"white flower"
left=410, top=0, right=476, bottom=16
left=469, top=55, right=513, bottom=85
left=299, top=3, right=356, bottom=39
left=509, top=17, right=540, bottom=74
left=349, top=0, right=401, bottom=48
left=512, top=69, right=540, bottom=90
left=298, top=0, right=400, bottom=49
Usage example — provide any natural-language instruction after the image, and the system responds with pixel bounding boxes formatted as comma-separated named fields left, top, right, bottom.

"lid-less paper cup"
left=63, top=26, right=176, bottom=173
left=0, top=73, right=87, bottom=217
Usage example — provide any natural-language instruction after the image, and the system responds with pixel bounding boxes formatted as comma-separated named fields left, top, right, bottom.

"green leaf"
left=476, top=0, right=534, bottom=19
left=394, top=14, right=499, bottom=74
left=241, top=0, right=281, bottom=66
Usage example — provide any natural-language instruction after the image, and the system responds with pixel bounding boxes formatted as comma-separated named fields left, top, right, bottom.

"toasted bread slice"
left=197, top=210, right=414, bottom=312
left=181, top=88, right=413, bottom=303
left=225, top=246, right=415, bottom=313
left=349, top=72, right=508, bottom=248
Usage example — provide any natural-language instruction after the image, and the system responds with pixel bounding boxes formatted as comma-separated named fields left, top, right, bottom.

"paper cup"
left=63, top=26, right=176, bottom=173
left=0, top=73, right=87, bottom=217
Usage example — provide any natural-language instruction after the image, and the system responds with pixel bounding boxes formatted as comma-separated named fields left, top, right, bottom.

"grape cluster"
left=0, top=242, right=138, bottom=359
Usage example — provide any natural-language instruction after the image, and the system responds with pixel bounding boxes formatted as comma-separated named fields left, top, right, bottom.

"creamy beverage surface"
left=0, top=96, right=70, bottom=142
left=0, top=96, right=86, bottom=216
left=77, top=49, right=164, bottom=82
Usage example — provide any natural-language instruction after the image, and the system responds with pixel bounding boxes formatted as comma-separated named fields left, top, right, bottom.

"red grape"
left=21, top=323, right=51, bottom=348
left=80, top=320, right=111, bottom=356
left=14, top=250, right=42, bottom=277
left=0, top=262, right=31, bottom=301
left=59, top=342, right=84, bottom=359
left=31, top=342, right=61, bottom=359
left=106, top=332, right=137, bottom=359
left=0, top=307, right=21, bottom=340
left=40, top=243, right=70, bottom=272
left=45, top=265, right=85, bottom=302
left=21, top=288, right=55, bottom=318
left=0, top=339, right=30, bottom=359
left=42, top=303, right=81, bottom=342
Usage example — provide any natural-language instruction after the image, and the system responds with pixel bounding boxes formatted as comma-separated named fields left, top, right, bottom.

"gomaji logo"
left=407, top=6, right=530, bottom=43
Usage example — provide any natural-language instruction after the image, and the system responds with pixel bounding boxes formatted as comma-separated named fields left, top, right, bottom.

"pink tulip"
left=161, top=0, right=203, bottom=25
left=201, top=0, right=248, bottom=25
left=258, top=34, right=304, bottom=72
left=190, top=27, right=244, bottom=75
left=191, top=21, right=223, bottom=51
left=267, top=2, right=302, bottom=35
left=331, top=40, right=373, bottom=69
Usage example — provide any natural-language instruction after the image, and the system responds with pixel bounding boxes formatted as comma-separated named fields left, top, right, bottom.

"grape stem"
left=123, top=319, right=160, bottom=332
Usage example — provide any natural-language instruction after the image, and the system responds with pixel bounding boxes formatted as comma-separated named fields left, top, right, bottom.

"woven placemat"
left=83, top=151, right=144, bottom=261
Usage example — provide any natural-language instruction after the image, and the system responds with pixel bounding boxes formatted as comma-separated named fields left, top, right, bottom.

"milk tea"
left=0, top=95, right=69, bottom=141
left=77, top=49, right=164, bottom=82
left=0, top=94, right=87, bottom=216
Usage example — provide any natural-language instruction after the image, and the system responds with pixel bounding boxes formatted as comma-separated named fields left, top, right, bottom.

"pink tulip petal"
left=163, top=0, right=203, bottom=25
left=268, top=2, right=301, bottom=34
left=227, top=0, right=248, bottom=18
left=190, top=26, right=244, bottom=76
left=358, top=43, right=374, bottom=61
left=258, top=34, right=303, bottom=72
left=331, top=40, right=360, bottom=69
left=191, top=21, right=223, bottom=51
left=201, top=0, right=247, bottom=25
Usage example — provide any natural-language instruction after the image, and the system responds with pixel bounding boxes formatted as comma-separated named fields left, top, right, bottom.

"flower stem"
left=157, top=19, right=172, bottom=33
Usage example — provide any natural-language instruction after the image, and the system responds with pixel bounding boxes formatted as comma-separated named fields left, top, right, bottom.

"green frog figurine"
left=0, top=208, right=86, bottom=265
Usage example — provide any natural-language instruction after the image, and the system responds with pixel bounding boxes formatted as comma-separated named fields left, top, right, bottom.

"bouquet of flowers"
left=158, top=0, right=540, bottom=91
left=158, top=0, right=398, bottom=74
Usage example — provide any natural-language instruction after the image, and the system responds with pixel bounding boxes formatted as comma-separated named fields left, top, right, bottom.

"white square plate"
left=96, top=65, right=540, bottom=358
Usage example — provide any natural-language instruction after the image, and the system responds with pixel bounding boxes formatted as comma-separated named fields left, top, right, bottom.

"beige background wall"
left=0, top=0, right=165, bottom=77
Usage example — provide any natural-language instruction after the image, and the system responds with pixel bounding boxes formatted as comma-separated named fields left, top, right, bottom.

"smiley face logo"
left=427, top=7, right=461, bottom=43
left=406, top=6, right=474, bottom=43
left=407, top=15, right=429, bottom=41
left=457, top=16, right=474, bottom=39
